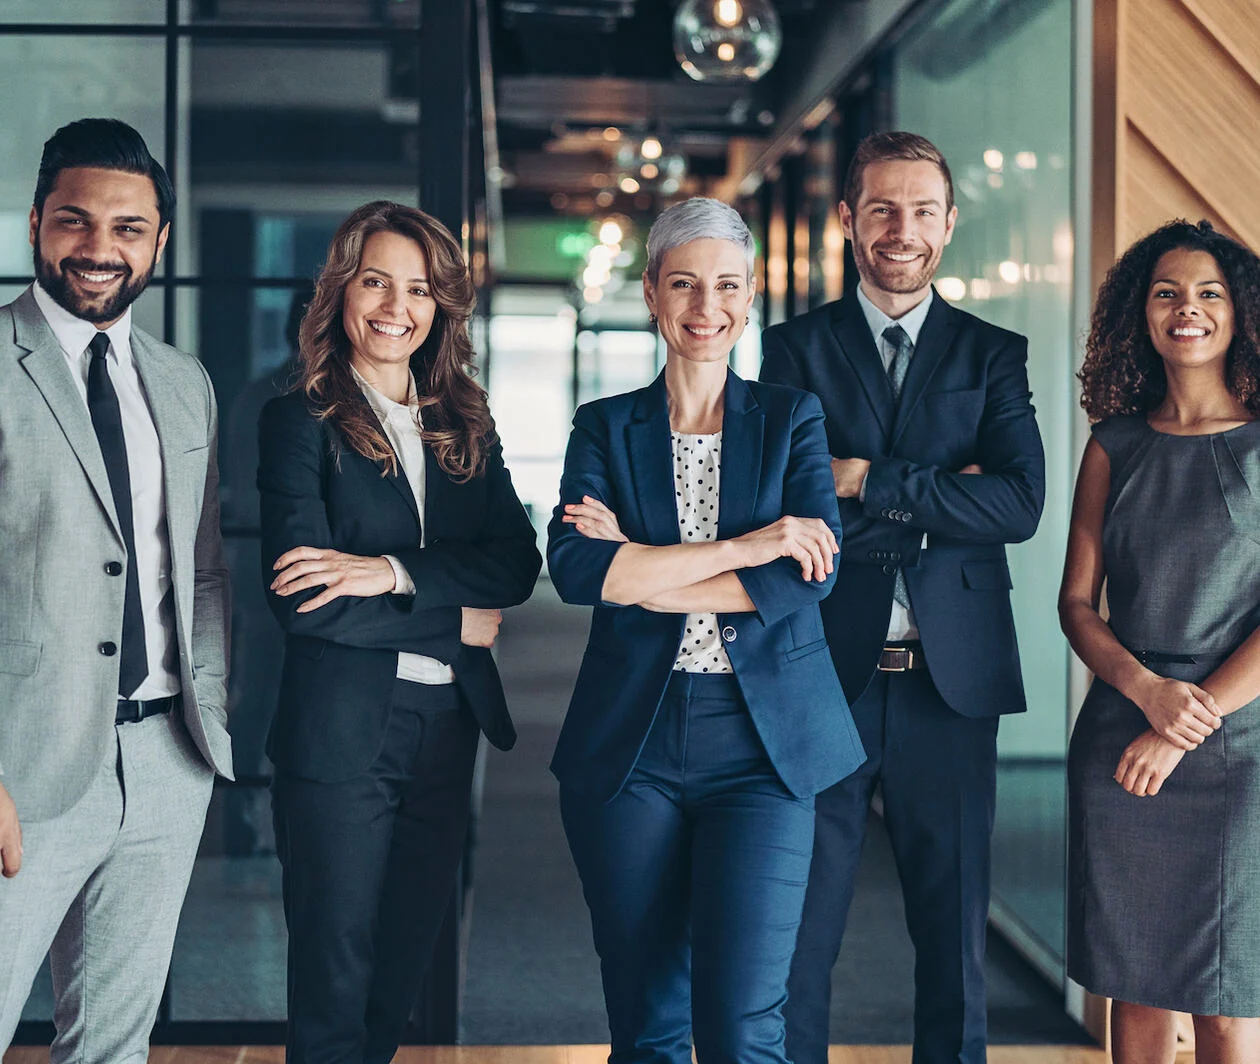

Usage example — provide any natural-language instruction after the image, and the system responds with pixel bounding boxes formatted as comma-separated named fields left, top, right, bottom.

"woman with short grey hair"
left=546, top=197, right=864, bottom=1063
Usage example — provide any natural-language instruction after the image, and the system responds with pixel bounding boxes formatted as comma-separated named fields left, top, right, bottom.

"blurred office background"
left=3, top=0, right=1257, bottom=1052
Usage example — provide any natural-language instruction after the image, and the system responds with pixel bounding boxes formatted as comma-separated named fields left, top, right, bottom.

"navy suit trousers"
left=561, top=672, right=816, bottom=1064
left=785, top=669, right=999, bottom=1064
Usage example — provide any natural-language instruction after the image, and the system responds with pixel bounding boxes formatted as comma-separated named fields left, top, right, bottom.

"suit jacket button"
left=901, top=512, right=913, bottom=522
left=868, top=550, right=880, bottom=560
left=882, top=564, right=896, bottom=575
left=721, top=625, right=737, bottom=643
left=99, top=641, right=117, bottom=657
left=889, top=552, right=901, bottom=563
left=104, top=561, right=123, bottom=576
left=880, top=508, right=890, bottom=519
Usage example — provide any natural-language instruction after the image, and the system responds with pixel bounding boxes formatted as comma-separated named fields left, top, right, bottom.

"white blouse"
left=670, top=431, right=733, bottom=674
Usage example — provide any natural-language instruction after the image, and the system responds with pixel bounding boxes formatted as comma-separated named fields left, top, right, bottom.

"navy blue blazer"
left=258, top=392, right=541, bottom=782
left=546, top=370, right=865, bottom=802
left=760, top=290, right=1045, bottom=717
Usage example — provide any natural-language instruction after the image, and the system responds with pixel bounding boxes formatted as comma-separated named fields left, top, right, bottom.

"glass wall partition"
left=1, top=0, right=469, bottom=1042
left=891, top=0, right=1076, bottom=982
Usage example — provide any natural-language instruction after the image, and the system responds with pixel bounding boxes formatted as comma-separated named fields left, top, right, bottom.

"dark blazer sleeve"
left=390, top=440, right=541, bottom=610
left=258, top=395, right=461, bottom=659
left=862, top=334, right=1044, bottom=544
left=546, top=400, right=629, bottom=607
left=737, top=389, right=842, bottom=627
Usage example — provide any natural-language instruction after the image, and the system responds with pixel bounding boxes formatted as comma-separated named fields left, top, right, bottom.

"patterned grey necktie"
left=882, top=324, right=911, bottom=608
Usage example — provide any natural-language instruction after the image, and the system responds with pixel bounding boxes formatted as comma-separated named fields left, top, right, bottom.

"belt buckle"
left=880, top=646, right=912, bottom=672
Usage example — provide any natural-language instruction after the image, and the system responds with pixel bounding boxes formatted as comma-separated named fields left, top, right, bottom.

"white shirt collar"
left=31, top=281, right=134, bottom=366
left=855, top=284, right=934, bottom=348
left=351, top=364, right=420, bottom=425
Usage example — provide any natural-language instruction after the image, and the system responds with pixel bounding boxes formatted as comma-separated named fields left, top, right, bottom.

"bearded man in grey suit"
left=0, top=118, right=232, bottom=1063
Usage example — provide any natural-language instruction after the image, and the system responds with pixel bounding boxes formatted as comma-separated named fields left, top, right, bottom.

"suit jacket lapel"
left=829, top=296, right=894, bottom=437
left=625, top=372, right=680, bottom=546
left=717, top=370, right=762, bottom=539
left=892, top=291, right=957, bottom=447
left=13, top=290, right=122, bottom=539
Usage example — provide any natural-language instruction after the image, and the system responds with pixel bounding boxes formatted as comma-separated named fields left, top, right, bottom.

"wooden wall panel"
left=1093, top=0, right=1260, bottom=292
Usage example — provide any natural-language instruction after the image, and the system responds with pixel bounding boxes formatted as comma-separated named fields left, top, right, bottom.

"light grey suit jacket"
left=0, top=287, right=233, bottom=821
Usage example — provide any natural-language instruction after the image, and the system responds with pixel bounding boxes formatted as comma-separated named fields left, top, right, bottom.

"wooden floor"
left=4, top=1047, right=1143, bottom=1064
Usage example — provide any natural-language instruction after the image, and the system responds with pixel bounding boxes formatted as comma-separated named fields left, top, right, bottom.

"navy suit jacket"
left=760, top=290, right=1045, bottom=717
left=258, top=392, right=541, bottom=782
left=547, top=370, right=865, bottom=802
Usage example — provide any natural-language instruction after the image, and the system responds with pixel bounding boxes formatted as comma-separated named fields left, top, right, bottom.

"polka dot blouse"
left=670, top=431, right=733, bottom=674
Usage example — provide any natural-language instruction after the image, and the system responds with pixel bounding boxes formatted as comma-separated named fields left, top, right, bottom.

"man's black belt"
left=877, top=642, right=927, bottom=672
left=116, top=693, right=179, bottom=724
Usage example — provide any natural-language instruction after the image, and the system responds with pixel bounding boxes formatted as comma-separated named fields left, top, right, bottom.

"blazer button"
left=882, top=564, right=897, bottom=575
left=867, top=550, right=880, bottom=561
left=104, top=561, right=123, bottom=576
left=99, top=641, right=117, bottom=656
left=721, top=625, right=737, bottom=643
left=889, top=552, right=901, bottom=563
left=900, top=512, right=913, bottom=522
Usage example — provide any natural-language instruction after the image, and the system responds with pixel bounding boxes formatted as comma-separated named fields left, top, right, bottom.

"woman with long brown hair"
left=258, top=200, right=540, bottom=1063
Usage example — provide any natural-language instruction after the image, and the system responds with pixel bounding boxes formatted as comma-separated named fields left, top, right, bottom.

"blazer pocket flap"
left=785, top=637, right=829, bottom=662
left=962, top=561, right=1012, bottom=590
left=0, top=639, right=41, bottom=675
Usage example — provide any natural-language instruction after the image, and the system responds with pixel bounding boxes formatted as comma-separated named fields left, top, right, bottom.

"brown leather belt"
left=877, top=643, right=926, bottom=672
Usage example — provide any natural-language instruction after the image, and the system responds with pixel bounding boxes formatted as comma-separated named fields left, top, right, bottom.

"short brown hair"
left=843, top=131, right=954, bottom=213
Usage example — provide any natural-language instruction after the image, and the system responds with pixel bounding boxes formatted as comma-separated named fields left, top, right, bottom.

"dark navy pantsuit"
left=785, top=670, right=998, bottom=1064
left=561, top=672, right=816, bottom=1064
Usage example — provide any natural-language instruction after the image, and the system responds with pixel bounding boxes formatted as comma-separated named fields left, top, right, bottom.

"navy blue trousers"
left=561, top=672, right=816, bottom=1064
left=272, top=680, right=480, bottom=1064
left=784, top=669, right=999, bottom=1064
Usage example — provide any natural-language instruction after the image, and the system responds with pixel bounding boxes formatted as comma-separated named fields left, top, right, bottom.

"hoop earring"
left=649, top=313, right=657, bottom=325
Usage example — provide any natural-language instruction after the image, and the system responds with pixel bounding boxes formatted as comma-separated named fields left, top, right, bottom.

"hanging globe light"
left=673, top=0, right=783, bottom=83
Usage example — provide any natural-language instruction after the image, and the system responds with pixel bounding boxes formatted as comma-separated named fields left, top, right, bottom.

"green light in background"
left=558, top=232, right=598, bottom=258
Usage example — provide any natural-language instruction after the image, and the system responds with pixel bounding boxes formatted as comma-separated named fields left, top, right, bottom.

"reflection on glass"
left=0, top=37, right=165, bottom=218
left=0, top=0, right=164, bottom=23
left=893, top=0, right=1074, bottom=975
left=185, top=0, right=419, bottom=27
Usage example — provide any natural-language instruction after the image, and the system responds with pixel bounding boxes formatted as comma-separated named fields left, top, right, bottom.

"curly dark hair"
left=1079, top=219, right=1260, bottom=421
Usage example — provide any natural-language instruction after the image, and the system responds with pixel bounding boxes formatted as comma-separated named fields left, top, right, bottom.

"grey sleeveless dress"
left=1067, top=416, right=1260, bottom=1016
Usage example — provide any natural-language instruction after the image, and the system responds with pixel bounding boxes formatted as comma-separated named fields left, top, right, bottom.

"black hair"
left=34, top=118, right=175, bottom=228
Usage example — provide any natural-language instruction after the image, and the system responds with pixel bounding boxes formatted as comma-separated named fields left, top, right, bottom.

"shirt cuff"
left=384, top=554, right=416, bottom=596
left=858, top=471, right=868, bottom=502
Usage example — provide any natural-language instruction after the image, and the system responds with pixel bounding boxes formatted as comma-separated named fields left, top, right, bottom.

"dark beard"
left=33, top=234, right=156, bottom=325
left=851, top=238, right=941, bottom=296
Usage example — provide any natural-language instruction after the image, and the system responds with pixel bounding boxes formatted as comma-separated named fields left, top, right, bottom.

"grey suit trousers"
left=0, top=710, right=213, bottom=1063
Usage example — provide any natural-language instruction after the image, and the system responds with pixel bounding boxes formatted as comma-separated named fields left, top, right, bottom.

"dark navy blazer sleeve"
left=258, top=394, right=461, bottom=659
left=547, top=400, right=632, bottom=607
left=390, top=439, right=541, bottom=610
left=861, top=334, right=1044, bottom=544
left=736, top=390, right=842, bottom=627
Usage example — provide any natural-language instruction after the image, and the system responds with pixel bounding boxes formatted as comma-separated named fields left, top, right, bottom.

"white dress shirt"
left=33, top=282, right=179, bottom=699
left=855, top=285, right=934, bottom=643
left=352, top=366, right=454, bottom=685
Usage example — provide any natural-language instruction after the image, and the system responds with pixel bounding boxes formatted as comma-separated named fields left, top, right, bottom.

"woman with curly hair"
left=1060, top=219, right=1260, bottom=1063
left=258, top=201, right=540, bottom=1062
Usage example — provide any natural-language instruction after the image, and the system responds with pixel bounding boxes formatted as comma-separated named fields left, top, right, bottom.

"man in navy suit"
left=760, top=131, right=1045, bottom=1064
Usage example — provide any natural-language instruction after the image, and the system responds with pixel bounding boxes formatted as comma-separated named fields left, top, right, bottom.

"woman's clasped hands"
left=1114, top=673, right=1223, bottom=796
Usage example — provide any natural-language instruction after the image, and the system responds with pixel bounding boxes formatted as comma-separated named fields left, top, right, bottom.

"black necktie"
left=86, top=332, right=148, bottom=698
left=881, top=324, right=912, bottom=609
